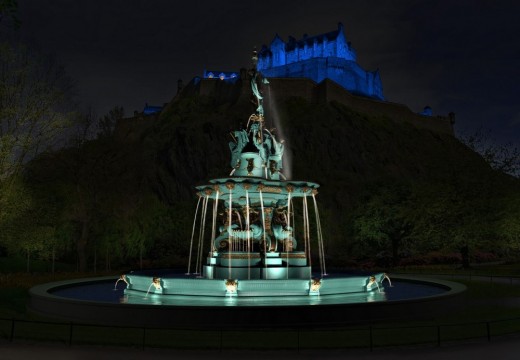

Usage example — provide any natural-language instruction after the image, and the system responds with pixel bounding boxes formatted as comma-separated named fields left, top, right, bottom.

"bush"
left=472, top=251, right=499, bottom=263
left=398, top=251, right=462, bottom=266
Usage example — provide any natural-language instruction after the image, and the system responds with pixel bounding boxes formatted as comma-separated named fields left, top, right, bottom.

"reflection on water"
left=50, top=279, right=446, bottom=307
left=119, top=289, right=387, bottom=307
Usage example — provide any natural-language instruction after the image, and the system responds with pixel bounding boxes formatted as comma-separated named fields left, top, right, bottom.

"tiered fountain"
left=124, top=50, right=387, bottom=297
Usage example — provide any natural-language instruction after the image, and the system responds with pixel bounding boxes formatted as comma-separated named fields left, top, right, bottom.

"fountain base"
left=202, top=251, right=310, bottom=279
left=124, top=272, right=386, bottom=297
left=29, top=274, right=466, bottom=328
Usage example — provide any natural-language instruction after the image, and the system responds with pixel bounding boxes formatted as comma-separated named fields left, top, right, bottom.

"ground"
left=2, top=336, right=520, bottom=360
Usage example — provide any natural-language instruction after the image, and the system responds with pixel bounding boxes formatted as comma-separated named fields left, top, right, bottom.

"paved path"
left=1, top=337, right=520, bottom=360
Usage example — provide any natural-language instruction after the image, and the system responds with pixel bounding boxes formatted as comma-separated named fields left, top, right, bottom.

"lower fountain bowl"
left=28, top=273, right=466, bottom=328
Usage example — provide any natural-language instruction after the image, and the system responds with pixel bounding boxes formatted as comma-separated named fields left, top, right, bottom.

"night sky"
left=14, top=0, right=520, bottom=145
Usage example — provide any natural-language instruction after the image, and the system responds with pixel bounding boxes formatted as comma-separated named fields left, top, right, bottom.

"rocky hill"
left=19, top=76, right=520, bottom=270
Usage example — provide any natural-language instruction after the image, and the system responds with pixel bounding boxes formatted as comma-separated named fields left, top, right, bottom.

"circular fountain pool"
left=29, top=273, right=466, bottom=328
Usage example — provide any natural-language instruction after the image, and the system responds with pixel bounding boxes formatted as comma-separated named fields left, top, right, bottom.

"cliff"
left=116, top=76, right=462, bottom=200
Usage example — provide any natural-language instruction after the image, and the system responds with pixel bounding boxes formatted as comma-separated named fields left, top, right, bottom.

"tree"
left=352, top=183, right=413, bottom=266
left=60, top=143, right=123, bottom=272
left=0, top=41, right=74, bottom=218
left=97, top=106, right=124, bottom=138
left=0, top=175, right=31, bottom=253
left=70, top=106, right=97, bottom=147
left=0, top=0, right=20, bottom=29
left=460, top=128, right=520, bottom=177
left=496, top=193, right=520, bottom=257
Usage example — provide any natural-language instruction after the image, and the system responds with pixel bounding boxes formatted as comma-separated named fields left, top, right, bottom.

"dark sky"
left=15, top=0, right=520, bottom=145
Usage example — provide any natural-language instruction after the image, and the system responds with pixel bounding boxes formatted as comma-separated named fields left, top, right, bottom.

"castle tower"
left=271, top=34, right=286, bottom=67
left=257, top=23, right=384, bottom=100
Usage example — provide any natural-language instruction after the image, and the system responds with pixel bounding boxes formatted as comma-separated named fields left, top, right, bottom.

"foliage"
left=460, top=127, right=520, bottom=177
left=97, top=106, right=124, bottom=138
left=0, top=41, right=74, bottom=221
left=348, top=174, right=518, bottom=266
left=0, top=42, right=73, bottom=177
left=0, top=0, right=20, bottom=29
left=2, top=90, right=519, bottom=272
left=0, top=32, right=77, bottom=271
left=496, top=192, right=520, bottom=256
left=0, top=180, right=67, bottom=272
left=398, top=251, right=462, bottom=266
left=350, top=182, right=413, bottom=265
left=0, top=176, right=30, bottom=261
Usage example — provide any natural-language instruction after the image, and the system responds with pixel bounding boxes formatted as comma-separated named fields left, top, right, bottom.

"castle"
left=127, top=24, right=453, bottom=136
left=257, top=23, right=384, bottom=100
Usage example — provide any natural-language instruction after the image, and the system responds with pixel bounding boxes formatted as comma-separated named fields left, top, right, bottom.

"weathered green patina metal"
left=125, top=50, right=386, bottom=296
left=193, top=50, right=321, bottom=280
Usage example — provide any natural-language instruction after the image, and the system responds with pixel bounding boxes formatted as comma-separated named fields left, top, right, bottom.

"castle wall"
left=336, top=31, right=356, bottom=61
left=299, top=43, right=313, bottom=61
left=258, top=25, right=366, bottom=100
left=324, top=39, right=336, bottom=57
left=286, top=47, right=298, bottom=64
left=259, top=26, right=358, bottom=72
left=261, top=57, right=383, bottom=100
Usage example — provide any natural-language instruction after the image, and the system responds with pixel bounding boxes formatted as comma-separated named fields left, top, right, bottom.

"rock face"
left=108, top=74, right=518, bottom=265
left=114, top=75, right=469, bottom=203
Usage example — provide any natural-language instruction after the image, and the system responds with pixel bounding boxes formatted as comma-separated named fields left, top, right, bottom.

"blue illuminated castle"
left=203, top=70, right=238, bottom=81
left=257, top=23, right=384, bottom=100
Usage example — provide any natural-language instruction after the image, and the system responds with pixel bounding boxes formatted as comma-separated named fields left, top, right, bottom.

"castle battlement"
left=257, top=23, right=384, bottom=100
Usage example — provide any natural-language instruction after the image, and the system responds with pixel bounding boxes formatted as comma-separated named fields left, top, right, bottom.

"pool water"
left=50, top=279, right=447, bottom=307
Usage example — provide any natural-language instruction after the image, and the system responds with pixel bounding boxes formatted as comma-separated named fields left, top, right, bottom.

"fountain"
left=123, top=50, right=386, bottom=297
left=28, top=50, right=466, bottom=328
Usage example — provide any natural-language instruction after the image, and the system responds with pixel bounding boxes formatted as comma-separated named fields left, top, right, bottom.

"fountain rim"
left=29, top=274, right=466, bottom=310
left=195, top=177, right=320, bottom=198
left=28, top=274, right=467, bottom=328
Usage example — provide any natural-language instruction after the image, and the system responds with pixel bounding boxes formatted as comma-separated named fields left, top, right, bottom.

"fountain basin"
left=28, top=274, right=466, bottom=328
left=196, top=177, right=320, bottom=203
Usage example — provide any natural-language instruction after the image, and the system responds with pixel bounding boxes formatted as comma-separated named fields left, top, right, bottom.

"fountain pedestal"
left=203, top=251, right=311, bottom=280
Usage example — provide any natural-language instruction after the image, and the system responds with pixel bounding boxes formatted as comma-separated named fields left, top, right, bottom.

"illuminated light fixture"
left=309, top=278, right=322, bottom=295
left=152, top=277, right=162, bottom=290
left=225, top=279, right=238, bottom=296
